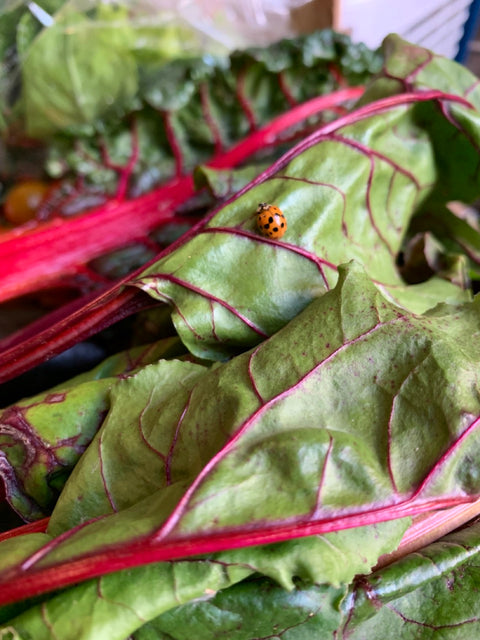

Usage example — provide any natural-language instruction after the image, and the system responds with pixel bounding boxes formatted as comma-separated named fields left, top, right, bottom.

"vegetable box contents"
left=3, top=9, right=480, bottom=639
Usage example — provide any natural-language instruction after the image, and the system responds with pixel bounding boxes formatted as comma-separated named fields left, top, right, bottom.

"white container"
left=340, top=0, right=472, bottom=58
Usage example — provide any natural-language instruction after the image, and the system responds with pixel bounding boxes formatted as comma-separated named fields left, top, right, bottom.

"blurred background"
left=265, top=0, right=480, bottom=67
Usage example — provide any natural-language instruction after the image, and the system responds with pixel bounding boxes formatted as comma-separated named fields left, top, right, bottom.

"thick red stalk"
left=0, top=88, right=363, bottom=305
left=0, top=493, right=477, bottom=606
left=0, top=88, right=468, bottom=386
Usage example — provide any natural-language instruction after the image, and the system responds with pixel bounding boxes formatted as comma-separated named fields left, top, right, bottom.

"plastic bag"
left=4, top=0, right=315, bottom=52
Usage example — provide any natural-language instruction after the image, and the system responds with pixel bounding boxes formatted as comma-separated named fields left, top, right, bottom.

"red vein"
left=4, top=491, right=480, bottom=606
left=365, top=155, right=394, bottom=254
left=19, top=515, right=107, bottom=571
left=138, top=389, right=167, bottom=462
left=162, top=111, right=183, bottom=177
left=278, top=71, right=297, bottom=108
left=98, top=431, right=117, bottom=513
left=312, top=433, right=334, bottom=516
left=200, top=83, right=223, bottom=154
left=200, top=226, right=336, bottom=286
left=465, top=79, right=480, bottom=97
left=157, top=317, right=404, bottom=539
left=410, top=415, right=480, bottom=500
left=165, top=396, right=192, bottom=486
left=235, top=66, right=256, bottom=131
left=327, top=133, right=422, bottom=189
left=139, top=273, right=268, bottom=338
left=404, top=50, right=434, bottom=86
left=247, top=344, right=265, bottom=404
left=274, top=174, right=349, bottom=237
left=100, top=119, right=140, bottom=199
left=386, top=603, right=479, bottom=630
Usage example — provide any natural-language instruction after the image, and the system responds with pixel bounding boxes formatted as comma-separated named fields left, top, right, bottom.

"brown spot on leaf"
left=45, top=393, right=67, bottom=404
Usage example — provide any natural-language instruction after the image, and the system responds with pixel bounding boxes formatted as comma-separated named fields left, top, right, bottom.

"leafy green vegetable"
left=3, top=260, right=480, bottom=611
left=132, top=576, right=345, bottom=640
left=2, top=11, right=380, bottom=194
left=0, top=338, right=186, bottom=520
left=4, top=29, right=480, bottom=640
left=129, top=36, right=480, bottom=361
left=128, top=519, right=480, bottom=639
left=22, top=8, right=138, bottom=138
left=340, top=520, right=480, bottom=638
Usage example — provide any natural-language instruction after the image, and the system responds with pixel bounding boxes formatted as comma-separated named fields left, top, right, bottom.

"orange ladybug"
left=256, top=202, right=287, bottom=239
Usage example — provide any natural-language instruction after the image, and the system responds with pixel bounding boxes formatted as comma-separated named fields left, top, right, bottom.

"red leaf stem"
left=0, top=88, right=468, bottom=386
left=0, top=88, right=363, bottom=306
left=0, top=517, right=49, bottom=541
left=0, top=493, right=477, bottom=607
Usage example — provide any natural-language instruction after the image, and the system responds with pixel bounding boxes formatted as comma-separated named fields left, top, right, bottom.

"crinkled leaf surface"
left=133, top=38, right=480, bottom=360
left=132, top=576, right=345, bottom=640
left=0, top=338, right=185, bottom=521
left=0, top=519, right=405, bottom=638
left=128, top=519, right=480, bottom=640
left=338, top=520, right=480, bottom=638
left=6, top=26, right=379, bottom=192
left=1, top=554, right=251, bottom=640
left=2, top=263, right=480, bottom=605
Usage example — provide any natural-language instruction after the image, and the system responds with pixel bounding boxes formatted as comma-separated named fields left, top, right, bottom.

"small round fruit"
left=3, top=180, right=50, bottom=225
left=256, top=202, right=287, bottom=239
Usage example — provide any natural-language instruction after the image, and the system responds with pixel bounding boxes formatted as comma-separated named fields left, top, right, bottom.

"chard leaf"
left=133, top=38, right=480, bottom=360
left=194, top=163, right=271, bottom=200
left=126, top=519, right=480, bottom=639
left=132, top=576, right=346, bottom=640
left=1, top=557, right=252, bottom=639
left=22, top=9, right=138, bottom=137
left=0, top=338, right=185, bottom=521
left=4, top=26, right=379, bottom=193
left=339, top=520, right=480, bottom=638
left=128, top=519, right=480, bottom=639
left=3, top=263, right=480, bottom=603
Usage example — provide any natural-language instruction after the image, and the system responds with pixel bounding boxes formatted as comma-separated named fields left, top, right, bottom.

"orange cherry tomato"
left=3, top=180, right=51, bottom=225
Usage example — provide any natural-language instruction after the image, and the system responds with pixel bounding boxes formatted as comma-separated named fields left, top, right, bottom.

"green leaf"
left=131, top=520, right=480, bottom=639
left=133, top=576, right=346, bottom=640
left=1, top=558, right=252, bottom=639
left=339, top=520, right=480, bottom=638
left=194, top=163, right=271, bottom=200
left=5, top=27, right=380, bottom=192
left=0, top=338, right=186, bottom=520
left=132, top=36, right=480, bottom=361
left=21, top=10, right=138, bottom=137
left=4, top=263, right=480, bottom=604
left=134, top=100, right=475, bottom=358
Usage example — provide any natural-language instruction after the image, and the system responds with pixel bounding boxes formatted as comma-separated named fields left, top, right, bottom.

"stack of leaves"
left=0, top=1, right=378, bottom=306
left=4, top=26, right=480, bottom=640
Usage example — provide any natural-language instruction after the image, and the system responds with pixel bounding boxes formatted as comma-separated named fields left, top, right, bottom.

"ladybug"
left=256, top=202, right=287, bottom=239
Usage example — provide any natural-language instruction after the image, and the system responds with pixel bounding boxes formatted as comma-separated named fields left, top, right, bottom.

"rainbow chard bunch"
left=3, top=10, right=480, bottom=637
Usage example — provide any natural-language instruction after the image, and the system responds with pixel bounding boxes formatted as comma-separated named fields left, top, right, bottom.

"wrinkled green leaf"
left=130, top=519, right=480, bottom=640
left=1, top=554, right=252, bottom=639
left=22, top=9, right=138, bottom=137
left=132, top=36, right=480, bottom=361
left=339, top=520, right=480, bottom=638
left=133, top=576, right=345, bottom=640
left=0, top=338, right=186, bottom=520
left=3, top=25, right=380, bottom=193
left=3, top=262, right=480, bottom=607
left=0, top=519, right=407, bottom=637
